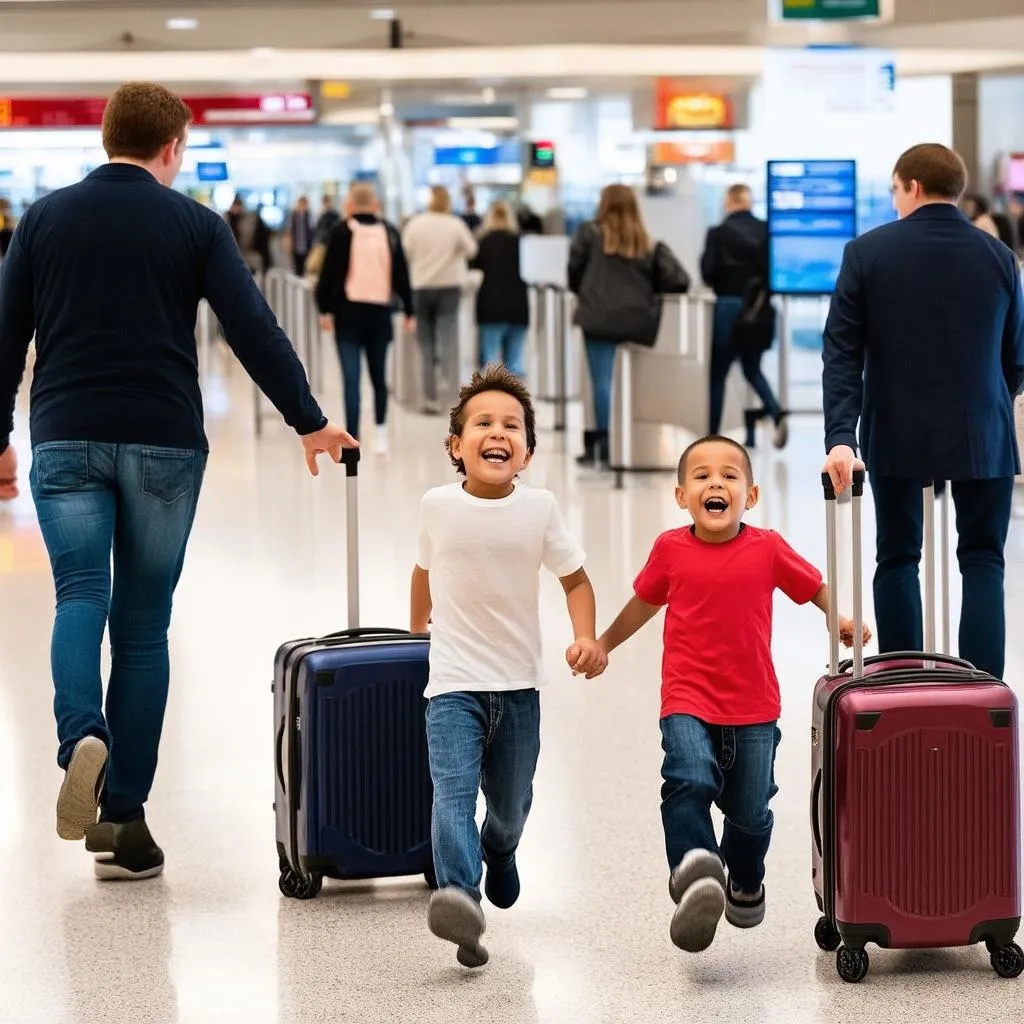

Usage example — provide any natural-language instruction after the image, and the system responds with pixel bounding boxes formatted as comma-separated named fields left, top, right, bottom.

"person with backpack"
left=315, top=182, right=414, bottom=455
left=701, top=184, right=787, bottom=449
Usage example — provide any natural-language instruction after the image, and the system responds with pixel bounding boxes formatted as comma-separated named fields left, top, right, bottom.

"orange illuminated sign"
left=652, top=141, right=736, bottom=165
left=0, top=100, right=11, bottom=128
left=655, top=82, right=733, bottom=130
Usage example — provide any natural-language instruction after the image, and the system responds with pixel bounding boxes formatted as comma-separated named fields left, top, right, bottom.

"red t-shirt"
left=633, top=524, right=823, bottom=726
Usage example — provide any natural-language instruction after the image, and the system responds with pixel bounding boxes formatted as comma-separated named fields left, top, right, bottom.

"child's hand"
left=837, top=615, right=872, bottom=649
left=566, top=638, right=608, bottom=679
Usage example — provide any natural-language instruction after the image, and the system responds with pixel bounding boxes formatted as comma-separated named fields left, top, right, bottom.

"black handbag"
left=730, top=277, right=776, bottom=354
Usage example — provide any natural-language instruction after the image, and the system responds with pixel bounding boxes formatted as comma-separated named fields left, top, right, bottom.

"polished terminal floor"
left=2, top=353, right=1024, bottom=1024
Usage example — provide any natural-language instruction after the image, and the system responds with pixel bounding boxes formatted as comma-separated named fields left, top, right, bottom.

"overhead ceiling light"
left=166, top=17, right=199, bottom=30
left=370, top=8, right=396, bottom=19
left=482, top=87, right=496, bottom=104
left=546, top=86, right=588, bottom=100
left=251, top=47, right=277, bottom=60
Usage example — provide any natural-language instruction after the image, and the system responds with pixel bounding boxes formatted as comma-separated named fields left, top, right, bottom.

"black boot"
left=594, top=430, right=610, bottom=469
left=576, top=430, right=598, bottom=467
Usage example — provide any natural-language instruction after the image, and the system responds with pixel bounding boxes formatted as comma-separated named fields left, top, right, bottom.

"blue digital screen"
left=434, top=146, right=497, bottom=167
left=196, top=161, right=229, bottom=182
left=767, top=159, right=857, bottom=296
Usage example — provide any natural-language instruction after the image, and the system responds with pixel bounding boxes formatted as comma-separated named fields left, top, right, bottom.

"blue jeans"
left=871, top=475, right=1012, bottom=678
left=335, top=323, right=391, bottom=440
left=479, top=323, right=527, bottom=378
left=660, top=714, right=780, bottom=893
left=425, top=690, right=541, bottom=900
left=584, top=338, right=618, bottom=433
left=708, top=296, right=782, bottom=434
left=30, top=442, right=206, bottom=823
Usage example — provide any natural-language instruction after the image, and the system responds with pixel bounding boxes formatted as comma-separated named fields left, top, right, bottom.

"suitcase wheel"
left=836, top=946, right=869, bottom=984
left=279, top=868, right=323, bottom=901
left=990, top=942, right=1024, bottom=979
left=814, top=916, right=842, bottom=953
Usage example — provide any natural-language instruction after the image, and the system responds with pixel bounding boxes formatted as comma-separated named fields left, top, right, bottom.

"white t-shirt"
left=416, top=482, right=585, bottom=699
left=401, top=212, right=478, bottom=289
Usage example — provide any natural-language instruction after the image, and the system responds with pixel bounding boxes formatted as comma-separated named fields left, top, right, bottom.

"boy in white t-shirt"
left=411, top=364, right=606, bottom=969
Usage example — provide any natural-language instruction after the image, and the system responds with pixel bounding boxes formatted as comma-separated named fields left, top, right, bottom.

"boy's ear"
left=521, top=450, right=533, bottom=470
left=674, top=485, right=687, bottom=509
left=746, top=483, right=760, bottom=510
left=448, top=434, right=462, bottom=461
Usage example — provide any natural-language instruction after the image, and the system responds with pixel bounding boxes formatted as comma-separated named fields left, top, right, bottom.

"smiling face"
left=676, top=439, right=758, bottom=542
left=449, top=390, right=533, bottom=498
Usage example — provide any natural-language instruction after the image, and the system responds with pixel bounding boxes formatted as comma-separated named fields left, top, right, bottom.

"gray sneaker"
left=668, top=849, right=728, bottom=953
left=85, top=818, right=164, bottom=881
left=428, top=887, right=489, bottom=968
left=669, top=848, right=726, bottom=903
left=725, top=879, right=766, bottom=928
left=56, top=736, right=108, bottom=841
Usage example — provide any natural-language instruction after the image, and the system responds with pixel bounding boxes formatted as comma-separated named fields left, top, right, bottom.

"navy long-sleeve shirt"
left=0, top=163, right=326, bottom=455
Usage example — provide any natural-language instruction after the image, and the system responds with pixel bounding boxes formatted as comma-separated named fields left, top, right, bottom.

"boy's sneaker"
left=428, top=886, right=489, bottom=968
left=85, top=818, right=165, bottom=881
left=373, top=431, right=389, bottom=456
left=725, top=879, right=766, bottom=929
left=483, top=852, right=520, bottom=910
left=669, top=849, right=727, bottom=953
left=56, top=736, right=108, bottom=841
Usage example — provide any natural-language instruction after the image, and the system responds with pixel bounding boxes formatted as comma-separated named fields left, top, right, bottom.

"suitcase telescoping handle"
left=922, top=480, right=952, bottom=660
left=821, top=468, right=865, bottom=678
left=342, top=447, right=360, bottom=630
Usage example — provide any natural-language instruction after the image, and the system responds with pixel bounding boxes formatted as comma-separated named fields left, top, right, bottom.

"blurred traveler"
left=517, top=203, right=544, bottom=236
left=823, top=143, right=1024, bottom=679
left=471, top=201, right=529, bottom=378
left=568, top=183, right=690, bottom=468
left=315, top=182, right=414, bottom=455
left=0, top=198, right=13, bottom=259
left=960, top=192, right=1000, bottom=240
left=286, top=195, right=314, bottom=277
left=0, top=81, right=355, bottom=877
left=226, top=194, right=272, bottom=275
left=315, top=194, right=341, bottom=243
left=460, top=187, right=482, bottom=234
left=402, top=185, right=478, bottom=414
left=701, top=184, right=786, bottom=448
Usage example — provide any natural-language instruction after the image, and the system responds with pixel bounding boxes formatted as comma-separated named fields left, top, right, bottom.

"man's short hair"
left=102, top=82, right=192, bottom=161
left=677, top=435, right=753, bottom=485
left=348, top=182, right=378, bottom=212
left=726, top=183, right=752, bottom=207
left=892, top=143, right=968, bottom=202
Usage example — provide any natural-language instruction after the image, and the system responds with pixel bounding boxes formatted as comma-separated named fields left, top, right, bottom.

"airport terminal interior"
left=4, top=1, right=1024, bottom=1022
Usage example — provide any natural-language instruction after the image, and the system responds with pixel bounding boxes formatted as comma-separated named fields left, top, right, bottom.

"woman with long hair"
left=568, top=184, right=690, bottom=467
left=402, top=185, right=478, bottom=413
left=471, top=201, right=530, bottom=377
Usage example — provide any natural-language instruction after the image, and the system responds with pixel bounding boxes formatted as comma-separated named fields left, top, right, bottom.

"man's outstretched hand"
left=301, top=422, right=359, bottom=476
left=0, top=445, right=18, bottom=501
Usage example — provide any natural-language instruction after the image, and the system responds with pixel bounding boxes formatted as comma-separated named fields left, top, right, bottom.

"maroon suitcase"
left=811, top=469, right=1022, bottom=983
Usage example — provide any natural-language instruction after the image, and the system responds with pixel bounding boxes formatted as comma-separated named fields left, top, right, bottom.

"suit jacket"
left=823, top=203, right=1024, bottom=480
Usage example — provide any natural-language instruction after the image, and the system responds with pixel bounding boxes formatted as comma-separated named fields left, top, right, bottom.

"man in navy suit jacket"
left=822, top=143, right=1024, bottom=678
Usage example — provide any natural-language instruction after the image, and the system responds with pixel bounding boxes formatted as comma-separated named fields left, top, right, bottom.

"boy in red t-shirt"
left=598, top=435, right=870, bottom=954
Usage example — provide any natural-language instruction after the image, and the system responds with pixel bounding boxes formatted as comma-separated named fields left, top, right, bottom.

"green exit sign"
left=782, top=0, right=881, bottom=18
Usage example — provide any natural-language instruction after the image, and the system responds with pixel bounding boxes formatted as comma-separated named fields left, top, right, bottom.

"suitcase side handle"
left=810, top=768, right=823, bottom=856
left=318, top=627, right=428, bottom=641
left=837, top=650, right=974, bottom=674
left=275, top=715, right=286, bottom=793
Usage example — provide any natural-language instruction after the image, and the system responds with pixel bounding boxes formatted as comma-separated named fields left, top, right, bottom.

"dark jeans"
left=30, top=441, right=206, bottom=823
left=415, top=287, right=461, bottom=403
left=584, top=338, right=618, bottom=433
left=292, top=252, right=308, bottom=277
left=425, top=690, right=541, bottom=901
left=871, top=475, right=1013, bottom=678
left=708, top=296, right=781, bottom=434
left=335, top=322, right=391, bottom=439
left=479, top=323, right=527, bottom=378
left=660, top=714, right=780, bottom=893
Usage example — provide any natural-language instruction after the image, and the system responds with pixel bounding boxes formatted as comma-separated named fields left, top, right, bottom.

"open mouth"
left=482, top=448, right=511, bottom=464
left=703, top=496, right=729, bottom=514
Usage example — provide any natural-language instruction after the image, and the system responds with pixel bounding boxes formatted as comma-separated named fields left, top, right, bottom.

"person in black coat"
left=823, top=143, right=1024, bottom=679
left=470, top=202, right=530, bottom=377
left=700, top=183, right=786, bottom=447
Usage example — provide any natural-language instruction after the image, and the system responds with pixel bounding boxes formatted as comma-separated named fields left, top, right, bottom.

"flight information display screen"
left=767, top=160, right=857, bottom=296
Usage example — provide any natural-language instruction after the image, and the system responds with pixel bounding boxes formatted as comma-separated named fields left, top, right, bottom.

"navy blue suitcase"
left=273, top=449, right=435, bottom=899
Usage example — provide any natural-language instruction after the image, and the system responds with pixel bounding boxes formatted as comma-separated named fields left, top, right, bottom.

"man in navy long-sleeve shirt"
left=0, top=82, right=355, bottom=878
left=822, top=143, right=1024, bottom=679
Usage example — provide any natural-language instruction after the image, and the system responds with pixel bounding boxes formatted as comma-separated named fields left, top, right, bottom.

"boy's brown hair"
left=102, top=82, right=192, bottom=161
left=446, top=364, right=537, bottom=475
left=677, top=434, right=753, bottom=485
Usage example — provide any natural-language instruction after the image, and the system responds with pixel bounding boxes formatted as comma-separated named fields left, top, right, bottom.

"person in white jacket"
left=402, top=186, right=478, bottom=413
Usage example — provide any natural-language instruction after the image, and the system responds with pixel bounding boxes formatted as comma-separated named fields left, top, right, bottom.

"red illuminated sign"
left=0, top=94, right=313, bottom=129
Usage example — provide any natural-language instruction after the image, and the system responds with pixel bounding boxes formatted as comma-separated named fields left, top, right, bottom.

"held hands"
left=0, top=445, right=17, bottom=501
left=565, top=638, right=608, bottom=680
left=836, top=615, right=873, bottom=649
left=300, top=421, right=359, bottom=476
